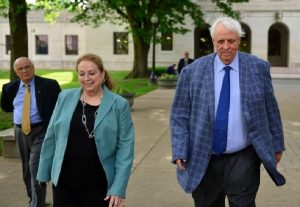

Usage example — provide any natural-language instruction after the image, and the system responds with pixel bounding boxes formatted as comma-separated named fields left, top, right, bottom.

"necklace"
left=81, top=100, right=98, bottom=139
left=80, top=93, right=103, bottom=139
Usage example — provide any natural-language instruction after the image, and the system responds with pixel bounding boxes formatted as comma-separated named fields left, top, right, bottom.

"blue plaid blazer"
left=170, top=52, right=285, bottom=193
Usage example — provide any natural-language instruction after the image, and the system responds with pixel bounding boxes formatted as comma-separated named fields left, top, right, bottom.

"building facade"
left=0, top=0, right=299, bottom=71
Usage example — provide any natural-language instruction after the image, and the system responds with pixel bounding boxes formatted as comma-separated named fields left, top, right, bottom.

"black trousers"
left=52, top=184, right=109, bottom=207
left=192, top=146, right=261, bottom=207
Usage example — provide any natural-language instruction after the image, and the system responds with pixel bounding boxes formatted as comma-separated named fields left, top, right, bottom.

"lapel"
left=55, top=88, right=81, bottom=142
left=11, top=80, right=21, bottom=97
left=68, top=88, right=82, bottom=121
left=33, top=76, right=43, bottom=110
left=94, top=86, right=115, bottom=129
left=205, top=54, right=216, bottom=124
left=238, top=54, right=250, bottom=122
left=34, top=76, right=42, bottom=92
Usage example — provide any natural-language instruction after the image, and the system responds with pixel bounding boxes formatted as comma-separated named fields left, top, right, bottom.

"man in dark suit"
left=1, top=57, right=61, bottom=207
left=170, top=17, right=285, bottom=207
left=177, top=51, right=194, bottom=74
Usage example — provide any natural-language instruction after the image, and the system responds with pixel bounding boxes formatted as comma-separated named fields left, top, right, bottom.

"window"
left=113, top=32, right=128, bottom=54
left=268, top=29, right=281, bottom=56
left=36, top=35, right=48, bottom=55
left=5, top=35, right=11, bottom=55
left=65, top=35, right=78, bottom=55
left=161, top=32, right=173, bottom=51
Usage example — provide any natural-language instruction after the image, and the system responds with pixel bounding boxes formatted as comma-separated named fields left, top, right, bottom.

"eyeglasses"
left=16, top=65, right=32, bottom=72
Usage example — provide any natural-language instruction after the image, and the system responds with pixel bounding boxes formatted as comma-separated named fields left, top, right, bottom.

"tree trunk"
left=126, top=33, right=150, bottom=78
left=8, top=0, right=28, bottom=81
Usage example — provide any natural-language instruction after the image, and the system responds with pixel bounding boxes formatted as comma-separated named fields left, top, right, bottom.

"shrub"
left=158, top=73, right=178, bottom=81
left=114, top=86, right=135, bottom=96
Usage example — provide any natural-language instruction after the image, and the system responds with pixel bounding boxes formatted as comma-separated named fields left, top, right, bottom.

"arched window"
left=240, top=23, right=251, bottom=53
left=268, top=29, right=281, bottom=56
left=194, top=24, right=213, bottom=59
left=267, top=23, right=289, bottom=67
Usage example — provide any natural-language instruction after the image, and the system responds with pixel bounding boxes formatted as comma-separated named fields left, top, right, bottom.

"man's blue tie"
left=213, top=66, right=231, bottom=155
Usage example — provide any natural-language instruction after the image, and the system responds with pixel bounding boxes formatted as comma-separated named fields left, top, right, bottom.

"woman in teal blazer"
left=37, top=54, right=134, bottom=207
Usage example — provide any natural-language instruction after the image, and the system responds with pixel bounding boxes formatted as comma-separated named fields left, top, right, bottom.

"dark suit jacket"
left=171, top=52, right=285, bottom=193
left=177, top=58, right=194, bottom=74
left=1, top=75, right=61, bottom=126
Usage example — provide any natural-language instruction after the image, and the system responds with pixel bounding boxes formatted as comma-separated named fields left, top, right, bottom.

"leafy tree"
left=7, top=0, right=248, bottom=79
left=0, top=0, right=8, bottom=17
left=0, top=0, right=28, bottom=80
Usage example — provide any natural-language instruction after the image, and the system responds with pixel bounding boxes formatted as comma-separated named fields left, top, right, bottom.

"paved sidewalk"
left=0, top=79, right=300, bottom=207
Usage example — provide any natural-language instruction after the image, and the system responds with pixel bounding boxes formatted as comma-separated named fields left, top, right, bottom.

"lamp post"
left=149, top=14, right=158, bottom=84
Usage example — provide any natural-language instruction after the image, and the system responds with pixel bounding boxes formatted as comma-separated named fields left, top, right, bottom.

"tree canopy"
left=1, top=0, right=248, bottom=78
left=35, top=0, right=247, bottom=77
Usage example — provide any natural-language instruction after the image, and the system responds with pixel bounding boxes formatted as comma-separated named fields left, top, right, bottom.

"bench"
left=0, top=128, right=20, bottom=158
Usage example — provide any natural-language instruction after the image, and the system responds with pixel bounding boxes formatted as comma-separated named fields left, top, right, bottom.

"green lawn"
left=0, top=69, right=158, bottom=131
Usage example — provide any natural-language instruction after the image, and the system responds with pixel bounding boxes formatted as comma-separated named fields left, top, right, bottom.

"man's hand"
left=275, top=152, right=283, bottom=164
left=175, top=159, right=186, bottom=171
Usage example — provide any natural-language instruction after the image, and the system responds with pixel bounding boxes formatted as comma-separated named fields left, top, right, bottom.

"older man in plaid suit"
left=170, top=17, right=285, bottom=207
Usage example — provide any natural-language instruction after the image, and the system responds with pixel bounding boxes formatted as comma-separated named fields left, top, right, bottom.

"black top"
left=58, top=101, right=108, bottom=192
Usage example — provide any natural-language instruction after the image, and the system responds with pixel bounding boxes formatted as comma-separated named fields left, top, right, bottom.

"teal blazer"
left=37, top=86, right=134, bottom=197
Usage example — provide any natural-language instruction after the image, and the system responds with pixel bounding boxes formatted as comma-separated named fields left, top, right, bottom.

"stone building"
left=0, top=0, right=299, bottom=71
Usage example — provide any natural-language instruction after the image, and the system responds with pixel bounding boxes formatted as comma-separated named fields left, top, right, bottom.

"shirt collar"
left=20, top=77, right=34, bottom=87
left=215, top=52, right=239, bottom=73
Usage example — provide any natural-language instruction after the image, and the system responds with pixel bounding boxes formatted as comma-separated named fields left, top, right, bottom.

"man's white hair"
left=209, top=17, right=245, bottom=38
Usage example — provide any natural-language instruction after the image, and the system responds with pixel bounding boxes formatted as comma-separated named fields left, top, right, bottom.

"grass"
left=0, top=69, right=158, bottom=131
left=0, top=69, right=159, bottom=154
